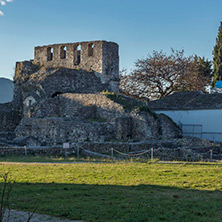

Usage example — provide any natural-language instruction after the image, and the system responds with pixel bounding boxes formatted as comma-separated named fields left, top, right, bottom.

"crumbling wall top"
left=33, top=40, right=119, bottom=93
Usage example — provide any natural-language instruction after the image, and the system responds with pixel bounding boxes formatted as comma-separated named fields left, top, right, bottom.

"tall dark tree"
left=197, top=56, right=212, bottom=78
left=213, top=22, right=222, bottom=86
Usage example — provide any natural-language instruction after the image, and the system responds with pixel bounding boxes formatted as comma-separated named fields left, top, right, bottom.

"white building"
left=148, top=91, right=222, bottom=142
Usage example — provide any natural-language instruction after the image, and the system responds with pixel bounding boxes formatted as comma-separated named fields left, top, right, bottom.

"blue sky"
left=0, top=0, right=222, bottom=79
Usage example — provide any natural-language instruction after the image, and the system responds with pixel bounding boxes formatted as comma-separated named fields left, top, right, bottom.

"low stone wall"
left=0, top=140, right=221, bottom=161
left=0, top=146, right=75, bottom=156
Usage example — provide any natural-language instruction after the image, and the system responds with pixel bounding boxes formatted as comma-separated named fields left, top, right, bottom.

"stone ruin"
left=33, top=41, right=119, bottom=92
left=0, top=40, right=183, bottom=150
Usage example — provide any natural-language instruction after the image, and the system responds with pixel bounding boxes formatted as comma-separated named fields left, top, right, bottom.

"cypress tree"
left=198, top=56, right=212, bottom=77
left=213, top=22, right=222, bottom=86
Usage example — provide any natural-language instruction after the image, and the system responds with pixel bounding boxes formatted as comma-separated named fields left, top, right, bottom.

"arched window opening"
left=88, top=43, right=94, bottom=57
left=23, top=96, right=36, bottom=107
left=60, top=46, right=67, bottom=59
left=47, top=47, right=53, bottom=61
left=28, top=99, right=32, bottom=107
left=74, top=44, right=81, bottom=65
left=51, top=92, right=63, bottom=98
left=77, top=44, right=81, bottom=51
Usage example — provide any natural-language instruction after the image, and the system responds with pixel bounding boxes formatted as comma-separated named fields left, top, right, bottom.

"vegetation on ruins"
left=213, top=22, right=222, bottom=86
left=0, top=162, right=221, bottom=221
left=103, top=91, right=143, bottom=111
left=120, top=49, right=212, bottom=100
left=102, top=90, right=158, bottom=118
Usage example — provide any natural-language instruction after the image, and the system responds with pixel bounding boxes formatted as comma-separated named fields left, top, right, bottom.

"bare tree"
left=0, top=172, right=36, bottom=222
left=120, top=49, right=211, bottom=100
left=0, top=172, right=13, bottom=222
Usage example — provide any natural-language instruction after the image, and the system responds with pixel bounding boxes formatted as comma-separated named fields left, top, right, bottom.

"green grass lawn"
left=0, top=162, right=221, bottom=221
left=0, top=155, right=113, bottom=163
left=0, top=155, right=76, bottom=163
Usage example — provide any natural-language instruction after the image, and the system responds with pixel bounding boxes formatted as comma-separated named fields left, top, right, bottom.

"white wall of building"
left=156, top=109, right=222, bottom=142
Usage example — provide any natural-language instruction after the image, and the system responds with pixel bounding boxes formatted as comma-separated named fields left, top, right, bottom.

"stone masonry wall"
left=33, top=40, right=119, bottom=92
left=15, top=117, right=115, bottom=146
left=0, top=103, right=21, bottom=132
left=102, top=41, right=119, bottom=92
left=13, top=63, right=115, bottom=109
left=34, top=41, right=103, bottom=72
left=29, top=93, right=125, bottom=121
left=14, top=93, right=182, bottom=146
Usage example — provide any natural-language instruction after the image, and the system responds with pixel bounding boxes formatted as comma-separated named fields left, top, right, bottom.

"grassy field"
left=0, top=161, right=221, bottom=221
left=0, top=155, right=114, bottom=163
left=0, top=155, right=77, bottom=163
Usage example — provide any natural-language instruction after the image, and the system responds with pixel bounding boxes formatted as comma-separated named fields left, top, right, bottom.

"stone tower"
left=33, top=40, right=119, bottom=92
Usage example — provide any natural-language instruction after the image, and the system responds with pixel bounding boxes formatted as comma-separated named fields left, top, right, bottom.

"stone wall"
left=13, top=61, right=120, bottom=110
left=33, top=40, right=119, bottom=92
left=14, top=117, right=114, bottom=146
left=0, top=103, right=21, bottom=133
left=33, top=93, right=124, bottom=120
left=0, top=138, right=220, bottom=161
left=34, top=41, right=103, bottom=71
left=14, top=93, right=182, bottom=146
left=13, top=62, right=117, bottom=109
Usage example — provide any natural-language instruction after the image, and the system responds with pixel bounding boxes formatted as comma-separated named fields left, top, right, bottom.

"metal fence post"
left=111, top=148, right=114, bottom=159
left=151, top=148, right=153, bottom=162
left=24, top=146, right=27, bottom=156
left=210, top=150, right=213, bottom=162
left=76, top=143, right=79, bottom=159
left=64, top=149, right=67, bottom=158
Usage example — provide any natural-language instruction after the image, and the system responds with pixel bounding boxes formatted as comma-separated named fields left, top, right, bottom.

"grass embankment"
left=0, top=162, right=221, bottom=221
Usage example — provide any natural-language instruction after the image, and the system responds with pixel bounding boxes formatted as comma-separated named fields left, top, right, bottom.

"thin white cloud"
left=0, top=1, right=5, bottom=6
left=0, top=0, right=13, bottom=16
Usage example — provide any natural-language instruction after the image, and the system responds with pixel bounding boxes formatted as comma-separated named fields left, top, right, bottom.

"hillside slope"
left=0, top=78, right=13, bottom=103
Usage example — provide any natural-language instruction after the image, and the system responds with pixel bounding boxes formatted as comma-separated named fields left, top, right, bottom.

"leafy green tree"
left=213, top=22, right=222, bottom=86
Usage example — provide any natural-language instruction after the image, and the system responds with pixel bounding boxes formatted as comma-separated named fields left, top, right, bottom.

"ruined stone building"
left=0, top=40, right=181, bottom=147
left=13, top=41, right=119, bottom=108
left=33, top=41, right=119, bottom=92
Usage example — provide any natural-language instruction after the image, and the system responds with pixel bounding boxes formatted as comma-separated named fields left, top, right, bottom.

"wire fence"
left=181, top=124, right=222, bottom=142
left=109, top=147, right=215, bottom=162
left=0, top=145, right=219, bottom=162
left=112, top=148, right=151, bottom=157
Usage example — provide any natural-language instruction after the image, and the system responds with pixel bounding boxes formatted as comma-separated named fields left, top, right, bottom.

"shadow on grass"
left=5, top=182, right=222, bottom=222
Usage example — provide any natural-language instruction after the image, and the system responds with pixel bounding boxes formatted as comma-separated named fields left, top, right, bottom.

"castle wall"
left=33, top=40, right=119, bottom=93
left=34, top=41, right=103, bottom=72
left=102, top=41, right=119, bottom=81
left=14, top=92, right=181, bottom=146
left=0, top=103, right=21, bottom=132
left=13, top=61, right=115, bottom=109
left=33, top=41, right=117, bottom=74
left=32, top=93, right=125, bottom=121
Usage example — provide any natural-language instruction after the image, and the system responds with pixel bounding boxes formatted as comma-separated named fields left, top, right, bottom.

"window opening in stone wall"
left=74, top=44, right=81, bottom=65
left=88, top=43, right=94, bottom=57
left=60, top=46, right=67, bottom=59
left=28, top=100, right=32, bottom=107
left=47, top=47, right=53, bottom=61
